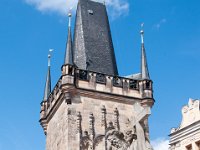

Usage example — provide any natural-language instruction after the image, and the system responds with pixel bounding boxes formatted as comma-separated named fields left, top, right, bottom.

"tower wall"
left=46, top=94, right=135, bottom=150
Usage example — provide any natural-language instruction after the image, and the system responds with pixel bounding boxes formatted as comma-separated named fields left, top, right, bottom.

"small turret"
left=140, top=23, right=150, bottom=80
left=62, top=10, right=74, bottom=76
left=64, top=10, right=73, bottom=65
left=43, top=50, right=52, bottom=101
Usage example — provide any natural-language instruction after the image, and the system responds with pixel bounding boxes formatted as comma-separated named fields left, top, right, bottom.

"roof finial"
left=48, top=49, right=53, bottom=67
left=68, top=8, right=72, bottom=27
left=140, top=23, right=144, bottom=44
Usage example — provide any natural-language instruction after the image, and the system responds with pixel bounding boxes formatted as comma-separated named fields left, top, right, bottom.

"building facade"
left=39, top=0, right=154, bottom=150
left=169, top=98, right=200, bottom=150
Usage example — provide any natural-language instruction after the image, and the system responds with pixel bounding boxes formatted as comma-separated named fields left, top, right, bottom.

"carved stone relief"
left=75, top=103, right=152, bottom=150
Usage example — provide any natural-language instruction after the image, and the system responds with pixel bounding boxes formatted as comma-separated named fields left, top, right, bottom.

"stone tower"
left=40, top=0, right=154, bottom=150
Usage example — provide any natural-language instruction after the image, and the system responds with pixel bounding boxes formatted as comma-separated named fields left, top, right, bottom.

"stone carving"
left=81, top=131, right=91, bottom=150
left=124, top=119, right=137, bottom=146
left=89, top=113, right=95, bottom=140
left=81, top=131, right=105, bottom=150
left=76, top=112, right=82, bottom=134
left=94, top=135, right=105, bottom=147
left=80, top=113, right=96, bottom=150
left=105, top=121, right=137, bottom=150
left=114, top=108, right=120, bottom=131
left=101, top=105, right=107, bottom=128
left=76, top=104, right=152, bottom=150
left=180, top=99, right=200, bottom=129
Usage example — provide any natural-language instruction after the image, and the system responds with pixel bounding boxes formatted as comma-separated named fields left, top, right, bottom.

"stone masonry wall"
left=46, top=92, right=138, bottom=150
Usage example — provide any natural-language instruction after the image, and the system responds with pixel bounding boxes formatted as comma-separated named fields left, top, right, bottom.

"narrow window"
left=145, top=81, right=151, bottom=89
left=88, top=9, right=94, bottom=15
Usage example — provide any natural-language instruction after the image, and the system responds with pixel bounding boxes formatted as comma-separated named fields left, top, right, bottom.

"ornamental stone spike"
left=114, top=107, right=120, bottom=131
left=89, top=113, right=95, bottom=140
left=101, top=105, right=107, bottom=128
left=76, top=111, right=82, bottom=134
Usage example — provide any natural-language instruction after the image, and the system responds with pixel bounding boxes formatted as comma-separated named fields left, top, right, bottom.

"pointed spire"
left=140, top=23, right=150, bottom=79
left=73, top=0, right=118, bottom=75
left=64, top=9, right=73, bottom=65
left=43, top=50, right=52, bottom=101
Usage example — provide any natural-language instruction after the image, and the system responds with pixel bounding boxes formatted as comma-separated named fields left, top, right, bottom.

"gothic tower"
left=40, top=0, right=154, bottom=150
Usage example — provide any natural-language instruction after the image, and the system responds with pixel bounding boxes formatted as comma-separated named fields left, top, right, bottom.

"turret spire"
left=64, top=9, right=73, bottom=65
left=140, top=23, right=150, bottom=79
left=43, top=49, right=52, bottom=101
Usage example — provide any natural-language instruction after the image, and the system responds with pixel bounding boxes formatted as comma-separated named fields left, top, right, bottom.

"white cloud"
left=25, top=0, right=78, bottom=15
left=152, top=138, right=169, bottom=150
left=154, top=18, right=167, bottom=29
left=99, top=0, right=129, bottom=18
left=25, top=0, right=129, bottom=18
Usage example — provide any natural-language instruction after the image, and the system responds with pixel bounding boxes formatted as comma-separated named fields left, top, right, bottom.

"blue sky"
left=0, top=0, right=200, bottom=149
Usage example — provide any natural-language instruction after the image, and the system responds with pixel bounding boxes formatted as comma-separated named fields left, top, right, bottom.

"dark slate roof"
left=73, top=0, right=118, bottom=75
left=43, top=66, right=51, bottom=101
left=141, top=43, right=150, bottom=79
left=64, top=26, right=73, bottom=65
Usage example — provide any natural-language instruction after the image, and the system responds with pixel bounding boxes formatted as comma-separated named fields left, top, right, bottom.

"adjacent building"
left=39, top=0, right=154, bottom=149
left=169, top=98, right=200, bottom=150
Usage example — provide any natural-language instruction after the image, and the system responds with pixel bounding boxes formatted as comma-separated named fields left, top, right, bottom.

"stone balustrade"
left=40, top=66, right=153, bottom=131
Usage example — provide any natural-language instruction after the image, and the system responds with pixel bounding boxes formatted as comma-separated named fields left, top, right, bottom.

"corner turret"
left=140, top=24, right=150, bottom=80
left=62, top=10, right=75, bottom=76
left=43, top=51, right=52, bottom=101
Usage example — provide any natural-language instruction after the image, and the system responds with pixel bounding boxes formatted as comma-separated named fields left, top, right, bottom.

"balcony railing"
left=42, top=66, right=153, bottom=116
